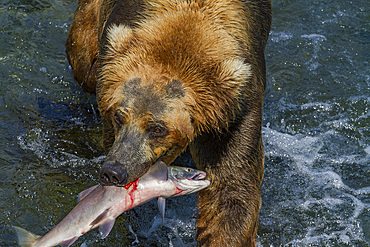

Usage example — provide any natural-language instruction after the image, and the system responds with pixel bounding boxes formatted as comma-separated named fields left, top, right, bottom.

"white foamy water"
left=259, top=126, right=369, bottom=246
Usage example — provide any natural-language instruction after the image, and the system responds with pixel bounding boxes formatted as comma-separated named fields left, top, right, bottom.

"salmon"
left=14, top=162, right=209, bottom=247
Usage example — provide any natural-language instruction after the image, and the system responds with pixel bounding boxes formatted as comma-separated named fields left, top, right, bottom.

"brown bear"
left=65, top=0, right=271, bottom=246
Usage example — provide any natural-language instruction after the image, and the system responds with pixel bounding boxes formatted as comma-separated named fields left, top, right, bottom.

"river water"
left=0, top=0, right=368, bottom=246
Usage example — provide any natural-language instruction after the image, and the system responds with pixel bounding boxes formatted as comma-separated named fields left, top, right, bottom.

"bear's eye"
left=114, top=110, right=125, bottom=126
left=148, top=125, right=168, bottom=138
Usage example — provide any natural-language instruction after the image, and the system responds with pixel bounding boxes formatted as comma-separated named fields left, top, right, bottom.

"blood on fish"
left=125, top=179, right=140, bottom=208
left=124, top=178, right=140, bottom=190
left=174, top=186, right=184, bottom=196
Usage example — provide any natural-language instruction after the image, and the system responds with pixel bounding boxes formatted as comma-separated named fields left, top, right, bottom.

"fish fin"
left=60, top=236, right=78, bottom=247
left=140, top=161, right=168, bottom=183
left=90, top=209, right=109, bottom=228
left=77, top=184, right=100, bottom=203
left=158, top=197, right=166, bottom=226
left=13, top=226, right=40, bottom=247
left=99, top=218, right=115, bottom=239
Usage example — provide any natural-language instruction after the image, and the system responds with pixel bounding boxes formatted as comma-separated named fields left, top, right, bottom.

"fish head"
left=168, top=166, right=210, bottom=195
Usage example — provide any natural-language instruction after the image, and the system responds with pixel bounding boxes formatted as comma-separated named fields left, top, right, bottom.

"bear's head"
left=98, top=73, right=194, bottom=186
left=96, top=21, right=251, bottom=186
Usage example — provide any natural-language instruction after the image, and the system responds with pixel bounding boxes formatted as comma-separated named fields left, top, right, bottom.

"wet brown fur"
left=66, top=0, right=271, bottom=246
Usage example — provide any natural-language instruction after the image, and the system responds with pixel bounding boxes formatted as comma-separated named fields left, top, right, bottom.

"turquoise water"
left=0, top=0, right=368, bottom=246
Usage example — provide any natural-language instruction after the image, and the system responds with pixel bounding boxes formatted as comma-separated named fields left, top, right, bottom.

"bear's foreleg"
left=190, top=119, right=264, bottom=246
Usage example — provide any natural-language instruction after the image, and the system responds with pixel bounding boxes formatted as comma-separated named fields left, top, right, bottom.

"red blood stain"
left=174, top=186, right=184, bottom=196
left=124, top=178, right=140, bottom=208
left=124, top=178, right=139, bottom=190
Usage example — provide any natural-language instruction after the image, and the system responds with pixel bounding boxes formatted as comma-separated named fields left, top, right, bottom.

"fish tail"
left=13, top=226, right=40, bottom=247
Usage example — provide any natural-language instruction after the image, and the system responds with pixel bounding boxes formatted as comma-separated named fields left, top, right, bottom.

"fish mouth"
left=190, top=171, right=206, bottom=180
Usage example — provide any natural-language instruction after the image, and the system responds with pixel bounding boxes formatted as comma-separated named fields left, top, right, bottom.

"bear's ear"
left=105, top=24, right=134, bottom=55
left=219, top=58, right=252, bottom=86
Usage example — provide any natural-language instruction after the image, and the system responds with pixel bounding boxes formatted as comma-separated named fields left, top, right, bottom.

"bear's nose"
left=100, top=161, right=129, bottom=186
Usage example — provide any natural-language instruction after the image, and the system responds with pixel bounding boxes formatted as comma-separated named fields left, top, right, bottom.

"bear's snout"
left=100, top=160, right=129, bottom=186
